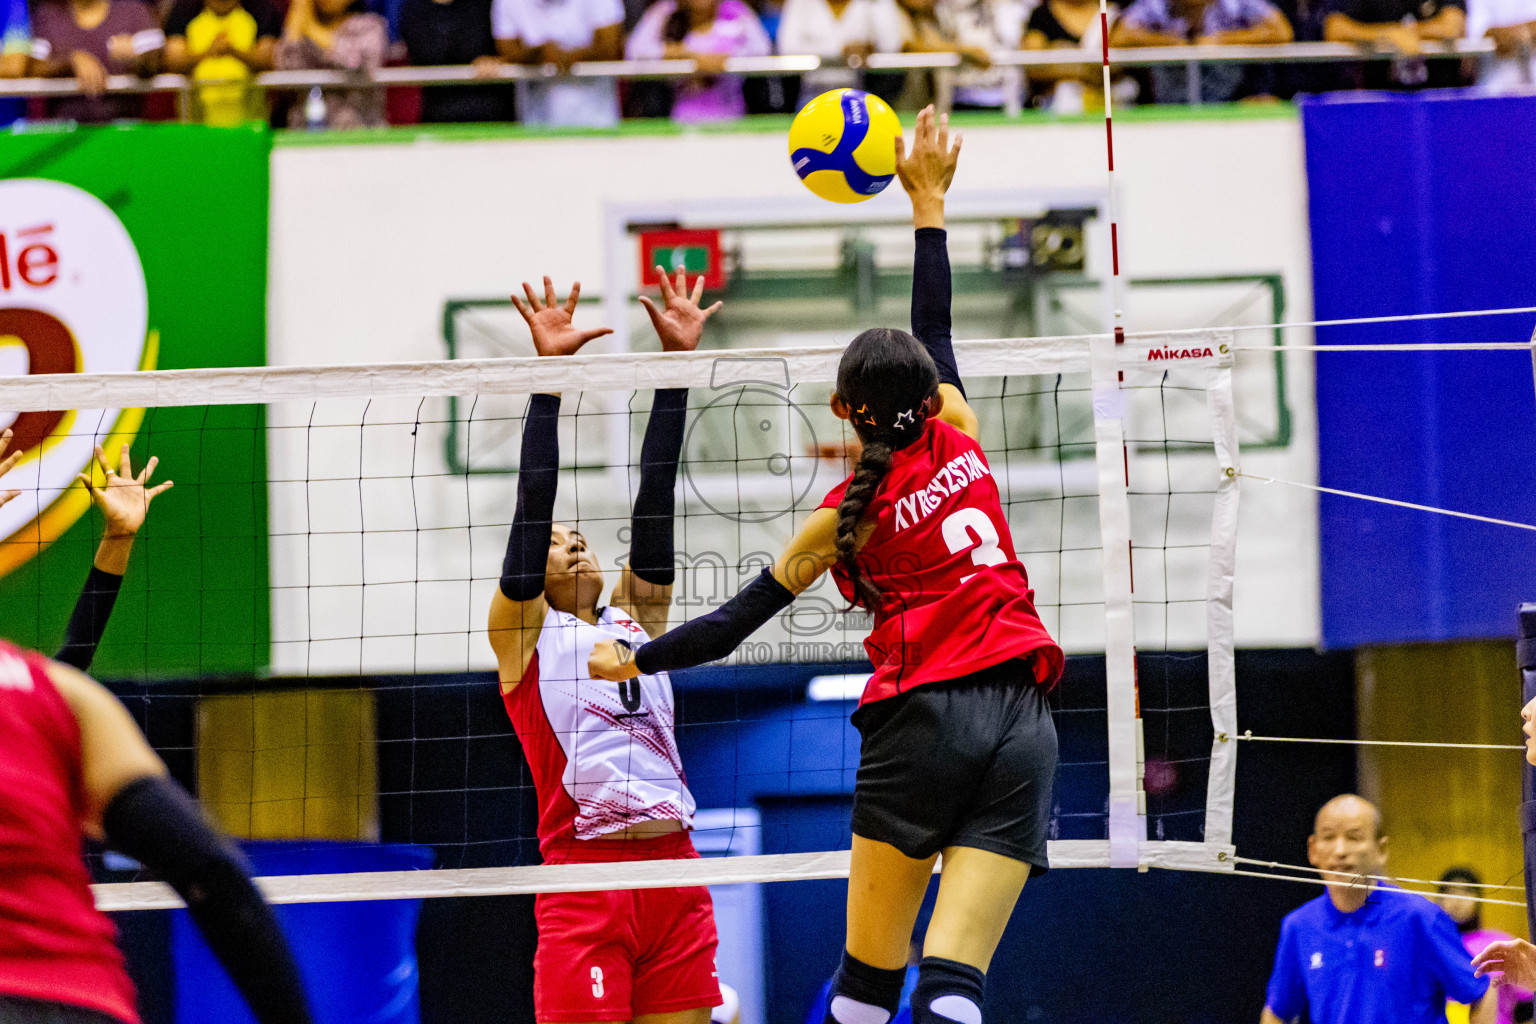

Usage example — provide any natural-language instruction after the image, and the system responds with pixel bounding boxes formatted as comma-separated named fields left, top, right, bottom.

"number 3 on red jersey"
left=941, top=506, right=1007, bottom=584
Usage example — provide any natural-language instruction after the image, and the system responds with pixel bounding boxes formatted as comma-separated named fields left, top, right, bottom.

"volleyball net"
left=0, top=330, right=1240, bottom=911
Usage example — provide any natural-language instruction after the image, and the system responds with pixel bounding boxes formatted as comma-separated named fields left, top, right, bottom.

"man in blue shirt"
left=1262, top=794, right=1497, bottom=1024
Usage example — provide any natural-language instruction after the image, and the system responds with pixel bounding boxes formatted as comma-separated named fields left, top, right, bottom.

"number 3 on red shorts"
left=590, top=965, right=604, bottom=998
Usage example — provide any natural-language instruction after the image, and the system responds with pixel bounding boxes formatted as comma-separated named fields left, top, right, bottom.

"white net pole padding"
left=1089, top=332, right=1142, bottom=870
left=1203, top=344, right=1241, bottom=849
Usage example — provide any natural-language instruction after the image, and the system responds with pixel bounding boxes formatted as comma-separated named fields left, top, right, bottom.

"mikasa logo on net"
left=1145, top=341, right=1230, bottom=361
left=0, top=179, right=154, bottom=577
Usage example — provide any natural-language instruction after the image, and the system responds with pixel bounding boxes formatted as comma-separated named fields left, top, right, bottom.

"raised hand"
left=638, top=266, right=723, bottom=353
left=78, top=443, right=173, bottom=539
left=895, top=105, right=962, bottom=205
left=0, top=428, right=24, bottom=510
left=511, top=276, right=614, bottom=358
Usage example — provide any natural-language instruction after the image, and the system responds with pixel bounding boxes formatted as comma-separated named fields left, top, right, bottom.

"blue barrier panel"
left=1302, top=91, right=1536, bottom=647
left=172, top=841, right=433, bottom=1024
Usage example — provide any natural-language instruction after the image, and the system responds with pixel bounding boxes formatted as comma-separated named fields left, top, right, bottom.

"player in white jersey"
left=488, top=271, right=723, bottom=1024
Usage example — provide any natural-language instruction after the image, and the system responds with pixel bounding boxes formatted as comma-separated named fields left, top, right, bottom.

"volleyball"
left=788, top=89, right=903, bottom=204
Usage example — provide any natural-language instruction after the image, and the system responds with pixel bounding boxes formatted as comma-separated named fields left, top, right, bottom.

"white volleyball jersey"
left=501, top=605, right=694, bottom=854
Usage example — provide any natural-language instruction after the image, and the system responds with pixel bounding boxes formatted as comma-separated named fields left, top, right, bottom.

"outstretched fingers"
left=656, top=265, right=676, bottom=303
left=564, top=280, right=583, bottom=315
left=690, top=273, right=705, bottom=305
left=138, top=454, right=159, bottom=485
left=146, top=479, right=175, bottom=500
left=673, top=265, right=688, bottom=301
left=116, top=442, right=134, bottom=479
left=936, top=110, right=949, bottom=155
left=542, top=275, right=558, bottom=309
left=577, top=327, right=615, bottom=344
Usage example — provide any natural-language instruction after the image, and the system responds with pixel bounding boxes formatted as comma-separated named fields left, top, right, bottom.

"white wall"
left=267, top=113, right=1319, bottom=674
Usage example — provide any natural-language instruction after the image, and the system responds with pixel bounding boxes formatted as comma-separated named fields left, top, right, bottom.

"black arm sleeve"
left=102, top=776, right=314, bottom=1024
left=499, top=393, right=561, bottom=602
left=912, top=226, right=964, bottom=397
left=55, top=566, right=124, bottom=671
left=633, top=567, right=795, bottom=674
left=629, top=388, right=687, bottom=587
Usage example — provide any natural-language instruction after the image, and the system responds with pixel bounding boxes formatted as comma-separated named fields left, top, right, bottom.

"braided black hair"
left=833, top=328, right=940, bottom=609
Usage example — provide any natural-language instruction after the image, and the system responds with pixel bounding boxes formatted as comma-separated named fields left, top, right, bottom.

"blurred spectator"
left=492, top=0, right=621, bottom=126
left=1, top=0, right=29, bottom=125
left=625, top=0, right=772, bottom=121
left=887, top=0, right=990, bottom=107
left=774, top=0, right=904, bottom=98
left=163, top=0, right=278, bottom=125
left=399, top=0, right=511, bottom=122
left=1023, top=0, right=1115, bottom=110
left=1109, top=0, right=1291, bottom=101
left=1435, top=867, right=1535, bottom=1024
left=2, top=0, right=27, bottom=77
left=275, top=0, right=388, bottom=127
left=31, top=0, right=163, bottom=121
left=947, top=0, right=1027, bottom=108
left=1466, top=0, right=1536, bottom=87
left=1321, top=0, right=1465, bottom=88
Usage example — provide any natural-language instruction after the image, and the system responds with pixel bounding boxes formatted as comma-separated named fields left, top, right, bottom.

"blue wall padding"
left=1303, top=91, right=1536, bottom=647
left=172, top=842, right=433, bottom=1024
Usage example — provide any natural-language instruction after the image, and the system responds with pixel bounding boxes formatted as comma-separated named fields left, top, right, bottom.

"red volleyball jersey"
left=0, top=642, right=139, bottom=1024
left=818, top=419, right=1065, bottom=705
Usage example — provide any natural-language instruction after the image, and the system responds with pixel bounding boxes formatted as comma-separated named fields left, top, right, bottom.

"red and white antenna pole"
left=1100, top=0, right=1125, bottom=352
left=1098, top=2, right=1147, bottom=842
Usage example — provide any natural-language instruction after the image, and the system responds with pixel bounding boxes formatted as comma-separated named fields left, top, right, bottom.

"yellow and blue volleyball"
left=788, top=89, right=903, bottom=204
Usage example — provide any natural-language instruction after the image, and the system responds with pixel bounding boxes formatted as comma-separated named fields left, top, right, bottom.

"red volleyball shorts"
left=533, top=832, right=720, bottom=1023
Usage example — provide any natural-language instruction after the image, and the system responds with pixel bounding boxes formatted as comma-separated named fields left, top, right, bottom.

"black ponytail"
left=832, top=327, right=940, bottom=609
left=835, top=438, right=894, bottom=609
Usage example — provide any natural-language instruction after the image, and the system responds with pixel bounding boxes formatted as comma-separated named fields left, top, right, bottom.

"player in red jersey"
left=488, top=272, right=723, bottom=1024
left=591, top=107, right=1063, bottom=1024
left=0, top=643, right=313, bottom=1024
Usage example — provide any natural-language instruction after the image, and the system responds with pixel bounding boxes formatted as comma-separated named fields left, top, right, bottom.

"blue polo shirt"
left=1265, top=884, right=1490, bottom=1024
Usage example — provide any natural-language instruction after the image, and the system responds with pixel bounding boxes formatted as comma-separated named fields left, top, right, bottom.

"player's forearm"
left=1260, top=1005, right=1292, bottom=1024
left=633, top=567, right=795, bottom=673
left=93, top=532, right=136, bottom=576
left=499, top=393, right=561, bottom=601
left=912, top=227, right=964, bottom=395
left=103, top=777, right=314, bottom=1024
left=1470, top=990, right=1499, bottom=1024
left=629, top=388, right=687, bottom=587
left=56, top=566, right=125, bottom=671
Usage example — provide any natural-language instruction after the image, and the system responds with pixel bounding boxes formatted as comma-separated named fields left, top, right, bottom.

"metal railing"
left=0, top=40, right=1498, bottom=108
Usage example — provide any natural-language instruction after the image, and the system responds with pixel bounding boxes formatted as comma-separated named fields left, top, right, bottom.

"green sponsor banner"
left=0, top=124, right=271, bottom=678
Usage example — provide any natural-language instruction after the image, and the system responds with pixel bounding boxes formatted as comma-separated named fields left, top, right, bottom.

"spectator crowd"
left=0, top=0, right=1530, bottom=128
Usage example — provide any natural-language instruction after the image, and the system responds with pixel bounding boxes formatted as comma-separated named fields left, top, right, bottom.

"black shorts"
left=850, top=659, right=1057, bottom=874
left=0, top=998, right=126, bottom=1024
